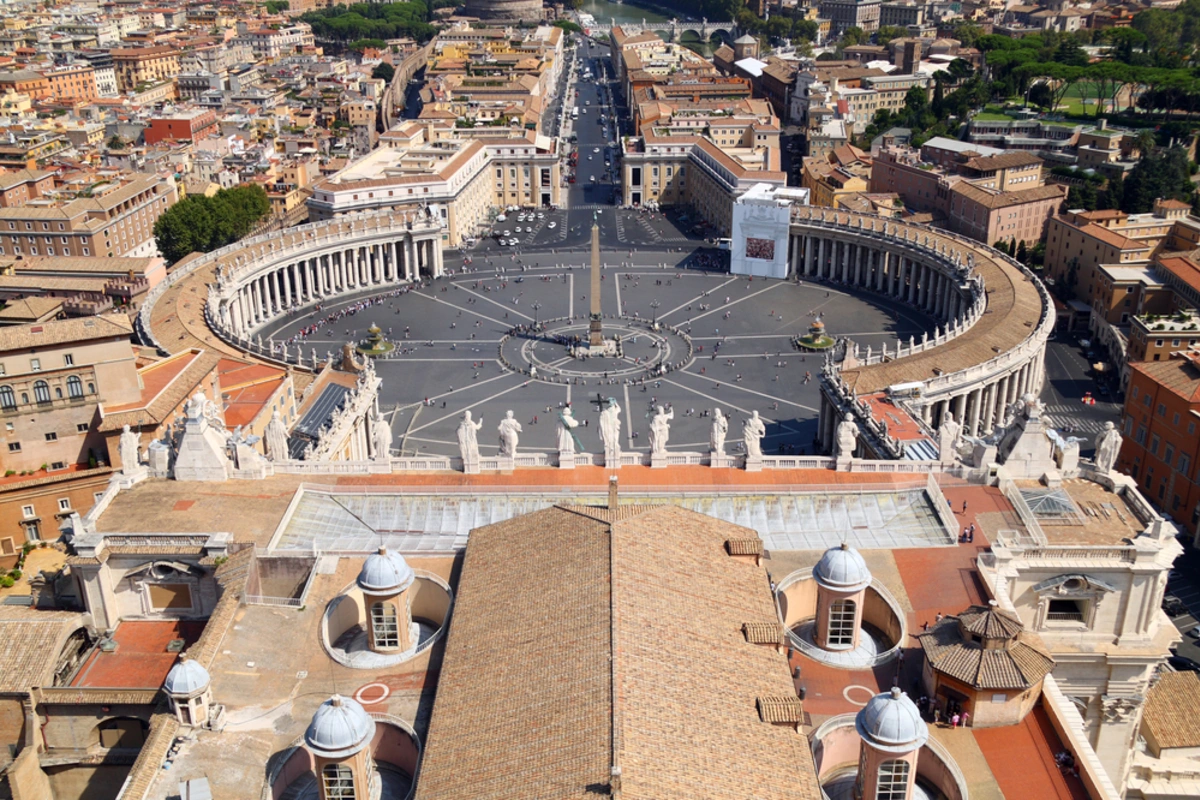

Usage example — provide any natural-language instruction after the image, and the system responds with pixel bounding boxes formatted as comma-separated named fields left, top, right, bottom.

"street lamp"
left=650, top=299, right=661, bottom=325
left=532, top=302, right=542, bottom=326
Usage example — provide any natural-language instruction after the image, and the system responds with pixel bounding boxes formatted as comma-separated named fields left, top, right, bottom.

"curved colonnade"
left=140, top=207, right=1051, bottom=463
left=783, top=207, right=1052, bottom=457
left=137, top=210, right=445, bottom=367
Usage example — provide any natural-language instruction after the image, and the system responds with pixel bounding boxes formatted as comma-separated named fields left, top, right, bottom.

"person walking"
left=960, top=711, right=970, bottom=727
left=962, top=499, right=969, bottom=513
left=951, top=713, right=960, bottom=729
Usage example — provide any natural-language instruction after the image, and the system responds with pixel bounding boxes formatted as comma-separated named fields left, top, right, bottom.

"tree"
left=876, top=25, right=906, bottom=46
left=552, top=19, right=582, bottom=33
left=904, top=85, right=928, bottom=114
left=1121, top=146, right=1194, bottom=213
left=952, top=22, right=983, bottom=48
left=1054, top=37, right=1088, bottom=67
left=841, top=26, right=866, bottom=47
left=371, top=62, right=395, bottom=83
left=767, top=16, right=791, bottom=41
left=107, top=135, right=125, bottom=150
left=792, top=18, right=819, bottom=42
left=1017, top=240, right=1029, bottom=263
left=154, top=186, right=272, bottom=265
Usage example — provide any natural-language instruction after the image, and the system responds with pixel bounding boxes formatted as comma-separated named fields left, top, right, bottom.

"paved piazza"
left=259, top=262, right=934, bottom=457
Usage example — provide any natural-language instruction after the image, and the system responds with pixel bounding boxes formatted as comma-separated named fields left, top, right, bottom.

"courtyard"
left=259, top=262, right=934, bottom=457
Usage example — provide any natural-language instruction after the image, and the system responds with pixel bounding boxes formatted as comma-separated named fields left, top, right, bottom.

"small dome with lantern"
left=163, top=654, right=210, bottom=696
left=356, top=546, right=415, bottom=595
left=305, top=695, right=376, bottom=759
left=813, top=542, right=872, bottom=593
left=855, top=687, right=929, bottom=754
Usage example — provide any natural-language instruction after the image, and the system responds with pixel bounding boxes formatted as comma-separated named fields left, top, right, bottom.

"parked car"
left=1169, top=654, right=1200, bottom=672
left=1163, top=595, right=1187, bottom=616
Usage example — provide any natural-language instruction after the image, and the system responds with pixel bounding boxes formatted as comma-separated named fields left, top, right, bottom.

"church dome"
left=855, top=687, right=929, bottom=753
left=356, top=547, right=415, bottom=595
left=813, top=543, right=872, bottom=592
left=163, top=654, right=210, bottom=696
left=305, top=695, right=376, bottom=759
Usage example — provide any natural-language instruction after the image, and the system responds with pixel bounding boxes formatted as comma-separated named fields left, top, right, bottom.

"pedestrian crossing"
left=1041, top=415, right=1110, bottom=435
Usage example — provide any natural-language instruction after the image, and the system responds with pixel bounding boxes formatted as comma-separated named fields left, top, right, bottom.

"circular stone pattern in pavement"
left=843, top=685, right=876, bottom=707
left=499, top=316, right=694, bottom=384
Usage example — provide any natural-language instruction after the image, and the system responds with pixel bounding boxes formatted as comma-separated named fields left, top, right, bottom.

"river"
left=576, top=0, right=716, bottom=55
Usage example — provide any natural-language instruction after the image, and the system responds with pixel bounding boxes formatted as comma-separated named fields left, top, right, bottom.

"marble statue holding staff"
left=835, top=413, right=859, bottom=459
left=649, top=405, right=674, bottom=456
left=938, top=411, right=961, bottom=460
left=710, top=407, right=728, bottom=455
left=743, top=410, right=766, bottom=459
left=600, top=397, right=622, bottom=464
left=557, top=406, right=581, bottom=454
left=457, top=410, right=483, bottom=464
left=1094, top=421, right=1122, bottom=475
left=119, top=425, right=140, bottom=473
left=265, top=409, right=289, bottom=461
left=498, top=410, right=522, bottom=458
left=372, top=407, right=392, bottom=462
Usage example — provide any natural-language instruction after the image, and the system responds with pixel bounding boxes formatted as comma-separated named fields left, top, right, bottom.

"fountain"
left=795, top=317, right=835, bottom=351
left=356, top=323, right=396, bottom=358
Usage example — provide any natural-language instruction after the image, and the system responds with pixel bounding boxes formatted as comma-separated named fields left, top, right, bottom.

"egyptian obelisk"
left=589, top=212, right=603, bottom=346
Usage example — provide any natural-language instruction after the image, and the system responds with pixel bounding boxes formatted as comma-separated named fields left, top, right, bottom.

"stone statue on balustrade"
left=835, top=413, right=859, bottom=461
left=649, top=405, right=673, bottom=457
left=372, top=408, right=393, bottom=462
left=1093, top=421, right=1122, bottom=476
left=710, top=408, right=728, bottom=456
left=938, top=412, right=961, bottom=462
left=498, top=410, right=522, bottom=459
left=557, top=407, right=581, bottom=456
left=457, top=410, right=483, bottom=473
left=599, top=397, right=622, bottom=467
left=119, top=425, right=142, bottom=475
left=265, top=409, right=289, bottom=461
left=743, top=411, right=766, bottom=461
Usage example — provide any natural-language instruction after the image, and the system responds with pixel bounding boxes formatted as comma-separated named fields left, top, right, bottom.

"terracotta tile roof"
left=743, top=622, right=784, bottom=644
left=415, top=505, right=821, bottom=800
left=951, top=181, right=1066, bottom=210
left=916, top=605, right=1054, bottom=690
left=99, top=351, right=222, bottom=432
left=961, top=151, right=1042, bottom=171
left=1128, top=351, right=1200, bottom=403
left=1158, top=256, right=1200, bottom=297
left=0, top=608, right=87, bottom=693
left=0, top=313, right=132, bottom=353
left=116, top=713, right=180, bottom=800
left=0, top=296, right=63, bottom=321
left=757, top=695, right=805, bottom=723
left=1143, top=670, right=1200, bottom=749
left=1076, top=222, right=1147, bottom=251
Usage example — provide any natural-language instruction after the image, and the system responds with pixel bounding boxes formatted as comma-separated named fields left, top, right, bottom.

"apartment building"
left=235, top=23, right=315, bottom=62
left=880, top=1, right=926, bottom=26
left=0, top=314, right=141, bottom=541
left=1128, top=307, right=1200, bottom=364
left=1044, top=202, right=1200, bottom=305
left=801, top=152, right=870, bottom=208
left=0, top=174, right=178, bottom=260
left=1119, top=348, right=1200, bottom=536
left=111, top=45, right=180, bottom=93
left=143, top=109, right=218, bottom=145
left=0, top=170, right=54, bottom=208
left=820, top=0, right=882, bottom=33
left=0, top=70, right=49, bottom=101
left=306, top=123, right=559, bottom=246
left=947, top=181, right=1066, bottom=245
left=43, top=64, right=97, bottom=104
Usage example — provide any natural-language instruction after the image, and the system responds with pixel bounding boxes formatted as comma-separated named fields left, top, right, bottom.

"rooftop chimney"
left=608, top=476, right=619, bottom=509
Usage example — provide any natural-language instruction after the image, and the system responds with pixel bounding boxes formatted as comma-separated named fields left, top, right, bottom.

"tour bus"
left=572, top=106, right=579, bottom=119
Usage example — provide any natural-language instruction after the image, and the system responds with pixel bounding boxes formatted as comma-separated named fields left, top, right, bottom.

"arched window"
left=55, top=386, right=62, bottom=399
left=33, top=380, right=50, bottom=404
left=876, top=759, right=910, bottom=800
left=827, top=598, right=856, bottom=647
left=87, top=382, right=95, bottom=394
left=67, top=376, right=83, bottom=399
left=371, top=601, right=399, bottom=649
left=322, top=763, right=355, bottom=799
left=0, top=385, right=13, bottom=410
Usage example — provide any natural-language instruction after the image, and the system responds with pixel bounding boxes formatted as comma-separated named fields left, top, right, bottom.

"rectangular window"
left=77, top=423, right=89, bottom=432
left=63, top=353, right=74, bottom=366
left=44, top=432, right=56, bottom=442
left=1158, top=403, right=1167, bottom=417
left=8, top=442, right=20, bottom=452
left=57, top=498, right=70, bottom=512
left=30, top=358, right=40, bottom=371
left=21, top=505, right=34, bottom=518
